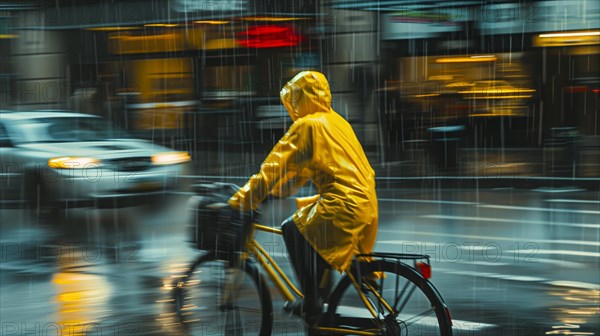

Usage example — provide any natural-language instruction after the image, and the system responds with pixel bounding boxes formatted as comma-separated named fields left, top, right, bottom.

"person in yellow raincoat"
left=229, top=70, right=378, bottom=325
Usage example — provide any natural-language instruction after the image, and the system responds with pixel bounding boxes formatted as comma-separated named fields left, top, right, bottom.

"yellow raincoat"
left=229, top=71, right=378, bottom=272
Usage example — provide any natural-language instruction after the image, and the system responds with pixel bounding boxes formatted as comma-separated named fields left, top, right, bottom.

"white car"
left=0, top=111, right=190, bottom=210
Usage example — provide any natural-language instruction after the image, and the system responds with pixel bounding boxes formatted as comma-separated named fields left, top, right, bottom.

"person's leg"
left=281, top=217, right=327, bottom=323
left=281, top=217, right=304, bottom=284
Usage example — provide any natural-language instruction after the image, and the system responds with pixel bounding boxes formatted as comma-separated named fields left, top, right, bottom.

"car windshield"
left=17, top=117, right=132, bottom=143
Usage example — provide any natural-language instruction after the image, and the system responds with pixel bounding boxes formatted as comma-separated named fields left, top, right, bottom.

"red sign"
left=236, top=25, right=303, bottom=48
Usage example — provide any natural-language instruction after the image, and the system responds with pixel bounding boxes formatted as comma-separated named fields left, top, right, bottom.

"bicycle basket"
left=186, top=183, right=254, bottom=258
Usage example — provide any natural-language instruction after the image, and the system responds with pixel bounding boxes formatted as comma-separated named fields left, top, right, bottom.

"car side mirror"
left=0, top=138, right=13, bottom=147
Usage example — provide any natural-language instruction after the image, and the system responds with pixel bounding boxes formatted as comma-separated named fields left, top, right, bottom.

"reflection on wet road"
left=1, top=188, right=599, bottom=335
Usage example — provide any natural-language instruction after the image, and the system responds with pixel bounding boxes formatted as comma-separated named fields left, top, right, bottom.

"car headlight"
left=48, top=157, right=102, bottom=169
left=151, top=152, right=191, bottom=165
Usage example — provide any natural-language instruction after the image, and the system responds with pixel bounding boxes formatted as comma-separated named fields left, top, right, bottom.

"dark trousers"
left=281, top=217, right=329, bottom=315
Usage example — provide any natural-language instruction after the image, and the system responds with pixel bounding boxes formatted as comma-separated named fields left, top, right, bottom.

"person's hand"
left=228, top=200, right=259, bottom=224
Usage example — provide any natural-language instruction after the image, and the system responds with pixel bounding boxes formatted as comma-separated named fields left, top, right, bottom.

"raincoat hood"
left=280, top=71, right=332, bottom=121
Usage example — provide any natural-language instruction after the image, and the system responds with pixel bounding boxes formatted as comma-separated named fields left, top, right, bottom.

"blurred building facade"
left=1, top=0, right=599, bottom=175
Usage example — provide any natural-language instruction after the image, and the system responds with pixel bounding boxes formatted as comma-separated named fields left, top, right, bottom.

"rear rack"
left=355, top=253, right=432, bottom=279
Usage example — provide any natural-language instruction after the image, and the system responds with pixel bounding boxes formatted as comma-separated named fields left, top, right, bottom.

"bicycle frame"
left=248, top=224, right=303, bottom=302
left=248, top=223, right=397, bottom=336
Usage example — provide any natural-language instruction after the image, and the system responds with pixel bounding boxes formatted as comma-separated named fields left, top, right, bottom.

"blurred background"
left=1, top=0, right=599, bottom=335
left=1, top=0, right=598, bottom=177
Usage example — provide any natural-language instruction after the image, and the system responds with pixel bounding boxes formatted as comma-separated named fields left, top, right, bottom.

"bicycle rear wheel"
left=323, top=259, right=452, bottom=336
left=173, top=253, right=273, bottom=336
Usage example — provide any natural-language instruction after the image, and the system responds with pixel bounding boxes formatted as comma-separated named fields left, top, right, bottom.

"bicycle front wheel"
left=173, top=253, right=273, bottom=336
left=324, top=259, right=452, bottom=336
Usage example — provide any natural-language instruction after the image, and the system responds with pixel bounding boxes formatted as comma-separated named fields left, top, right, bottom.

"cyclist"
left=229, top=70, right=378, bottom=326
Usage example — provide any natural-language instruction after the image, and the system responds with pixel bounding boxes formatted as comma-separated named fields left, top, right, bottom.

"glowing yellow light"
left=436, top=55, right=497, bottom=63
left=86, top=26, right=140, bottom=31
left=470, top=112, right=519, bottom=117
left=564, top=296, right=586, bottom=302
left=170, top=274, right=190, bottom=278
left=464, top=95, right=533, bottom=99
left=446, top=82, right=474, bottom=88
left=48, top=157, right=101, bottom=169
left=414, top=93, right=440, bottom=98
left=564, top=308, right=600, bottom=315
left=458, top=89, right=536, bottom=94
left=57, top=291, right=86, bottom=302
left=561, top=319, right=586, bottom=324
left=194, top=20, right=229, bottom=24
left=535, top=31, right=600, bottom=47
left=545, top=331, right=594, bottom=335
left=145, top=23, right=179, bottom=28
left=151, top=152, right=191, bottom=165
left=552, top=324, right=580, bottom=329
left=539, top=31, right=600, bottom=38
left=155, top=103, right=174, bottom=108
left=0, top=34, right=18, bottom=39
left=428, top=75, right=454, bottom=81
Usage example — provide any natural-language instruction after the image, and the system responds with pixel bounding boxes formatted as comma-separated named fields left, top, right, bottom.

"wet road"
left=1, top=187, right=599, bottom=335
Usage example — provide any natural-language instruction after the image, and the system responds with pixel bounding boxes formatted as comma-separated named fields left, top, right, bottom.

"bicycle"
left=172, top=183, right=453, bottom=335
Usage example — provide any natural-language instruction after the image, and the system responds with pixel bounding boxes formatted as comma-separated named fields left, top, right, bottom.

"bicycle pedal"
left=282, top=300, right=303, bottom=317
